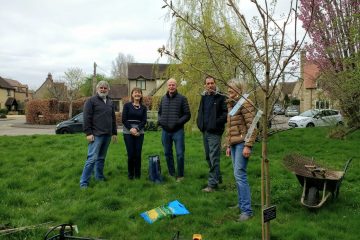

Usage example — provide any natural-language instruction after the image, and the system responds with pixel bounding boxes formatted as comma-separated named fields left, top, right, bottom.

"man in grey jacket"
left=158, top=78, right=191, bottom=182
left=80, top=81, right=117, bottom=188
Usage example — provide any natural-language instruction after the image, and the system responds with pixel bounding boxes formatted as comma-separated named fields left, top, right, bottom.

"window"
left=7, top=89, right=11, bottom=96
left=315, top=100, right=329, bottom=109
left=136, top=80, right=146, bottom=90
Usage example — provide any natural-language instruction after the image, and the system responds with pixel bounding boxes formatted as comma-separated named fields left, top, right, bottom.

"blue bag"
left=148, top=155, right=162, bottom=183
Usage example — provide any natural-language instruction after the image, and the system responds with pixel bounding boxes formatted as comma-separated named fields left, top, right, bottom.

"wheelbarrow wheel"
left=307, top=187, right=319, bottom=206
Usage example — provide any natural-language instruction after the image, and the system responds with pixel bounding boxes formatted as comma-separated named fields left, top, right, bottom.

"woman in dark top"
left=122, top=87, right=147, bottom=179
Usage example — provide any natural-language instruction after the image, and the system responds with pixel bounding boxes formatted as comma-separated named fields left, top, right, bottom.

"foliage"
left=62, top=68, right=86, bottom=118
left=80, top=74, right=110, bottom=97
left=160, top=0, right=250, bottom=126
left=291, top=99, right=300, bottom=106
left=0, top=129, right=359, bottom=239
left=25, top=99, right=86, bottom=124
left=0, top=108, right=8, bottom=114
left=299, top=0, right=360, bottom=129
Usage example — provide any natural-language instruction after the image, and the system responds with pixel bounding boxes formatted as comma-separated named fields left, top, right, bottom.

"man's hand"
left=86, top=134, right=94, bottom=143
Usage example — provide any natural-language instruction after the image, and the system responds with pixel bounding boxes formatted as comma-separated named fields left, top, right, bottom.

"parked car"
left=55, top=112, right=84, bottom=134
left=288, top=109, right=343, bottom=128
left=285, top=105, right=300, bottom=117
left=273, top=105, right=285, bottom=115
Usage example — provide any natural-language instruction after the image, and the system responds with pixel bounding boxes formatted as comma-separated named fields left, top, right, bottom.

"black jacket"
left=158, top=91, right=191, bottom=132
left=83, top=95, right=117, bottom=136
left=197, top=92, right=227, bottom=135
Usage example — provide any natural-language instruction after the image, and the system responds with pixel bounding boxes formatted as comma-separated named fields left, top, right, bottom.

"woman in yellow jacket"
left=225, top=79, right=257, bottom=222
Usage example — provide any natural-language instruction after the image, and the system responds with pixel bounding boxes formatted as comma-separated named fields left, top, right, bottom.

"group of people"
left=79, top=76, right=257, bottom=222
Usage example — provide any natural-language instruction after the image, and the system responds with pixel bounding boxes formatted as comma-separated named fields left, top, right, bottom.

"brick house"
left=299, top=51, right=336, bottom=113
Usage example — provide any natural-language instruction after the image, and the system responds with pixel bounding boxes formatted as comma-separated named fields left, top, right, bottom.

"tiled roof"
left=128, top=63, right=169, bottom=80
left=280, top=81, right=297, bottom=95
left=108, top=83, right=128, bottom=99
left=4, top=78, right=28, bottom=88
left=0, top=76, right=15, bottom=89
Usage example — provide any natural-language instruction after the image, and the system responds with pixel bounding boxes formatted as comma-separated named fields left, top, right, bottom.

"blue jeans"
left=123, top=133, right=144, bottom=179
left=161, top=128, right=185, bottom=177
left=231, top=142, right=253, bottom=216
left=80, top=135, right=111, bottom=187
left=203, top=132, right=221, bottom=188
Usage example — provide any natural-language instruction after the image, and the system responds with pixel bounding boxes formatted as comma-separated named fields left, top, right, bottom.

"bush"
left=25, top=98, right=86, bottom=124
left=0, top=113, right=6, bottom=118
left=0, top=108, right=8, bottom=115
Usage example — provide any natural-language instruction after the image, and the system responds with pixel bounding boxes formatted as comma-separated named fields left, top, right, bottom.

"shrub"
left=0, top=108, right=8, bottom=115
left=25, top=98, right=86, bottom=124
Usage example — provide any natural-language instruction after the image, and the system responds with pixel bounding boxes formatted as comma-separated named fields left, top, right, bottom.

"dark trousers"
left=123, top=133, right=144, bottom=178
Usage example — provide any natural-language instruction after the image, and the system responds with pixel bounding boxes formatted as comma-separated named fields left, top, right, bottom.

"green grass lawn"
left=0, top=128, right=359, bottom=239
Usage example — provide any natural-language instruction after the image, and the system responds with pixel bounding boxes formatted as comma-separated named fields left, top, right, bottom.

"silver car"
left=288, top=109, right=343, bottom=128
left=285, top=106, right=299, bottom=117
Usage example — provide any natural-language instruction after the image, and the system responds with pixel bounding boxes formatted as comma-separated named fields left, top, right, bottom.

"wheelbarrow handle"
left=343, top=158, right=352, bottom=174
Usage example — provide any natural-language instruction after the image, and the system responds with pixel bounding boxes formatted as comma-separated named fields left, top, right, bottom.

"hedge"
left=26, top=98, right=86, bottom=125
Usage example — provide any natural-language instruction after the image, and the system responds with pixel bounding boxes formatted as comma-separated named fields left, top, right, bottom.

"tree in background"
left=47, top=77, right=67, bottom=101
left=158, top=0, right=250, bottom=126
left=81, top=74, right=111, bottom=97
left=63, top=68, right=85, bottom=118
left=299, top=0, right=360, bottom=131
left=111, top=53, right=135, bottom=84
left=159, top=0, right=310, bottom=238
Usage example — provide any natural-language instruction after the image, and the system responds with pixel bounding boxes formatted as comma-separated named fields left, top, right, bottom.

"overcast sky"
left=0, top=0, right=304, bottom=91
left=0, top=0, right=171, bottom=90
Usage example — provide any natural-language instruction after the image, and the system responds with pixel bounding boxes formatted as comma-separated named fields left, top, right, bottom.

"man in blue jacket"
left=197, top=76, right=227, bottom=192
left=158, top=78, right=191, bottom=182
left=80, top=81, right=117, bottom=188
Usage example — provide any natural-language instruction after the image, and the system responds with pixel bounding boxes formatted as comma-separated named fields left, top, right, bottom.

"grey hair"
left=96, top=80, right=110, bottom=90
left=227, top=78, right=246, bottom=93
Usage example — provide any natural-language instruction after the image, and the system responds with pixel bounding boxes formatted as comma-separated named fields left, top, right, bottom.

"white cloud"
left=0, top=0, right=171, bottom=90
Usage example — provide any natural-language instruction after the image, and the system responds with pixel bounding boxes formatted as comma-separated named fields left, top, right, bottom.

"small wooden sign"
left=263, top=205, right=276, bottom=223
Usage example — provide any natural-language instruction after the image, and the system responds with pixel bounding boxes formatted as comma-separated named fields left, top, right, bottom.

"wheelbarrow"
left=283, top=154, right=352, bottom=209
left=44, top=223, right=104, bottom=240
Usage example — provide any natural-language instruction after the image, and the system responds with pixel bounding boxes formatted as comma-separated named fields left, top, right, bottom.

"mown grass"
left=0, top=128, right=359, bottom=239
